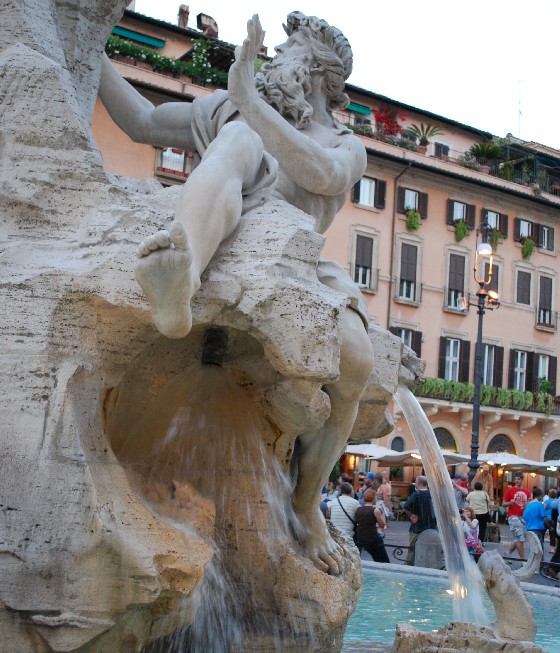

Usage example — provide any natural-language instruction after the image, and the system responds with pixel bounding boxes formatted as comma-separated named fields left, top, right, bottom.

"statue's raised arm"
left=228, top=14, right=366, bottom=198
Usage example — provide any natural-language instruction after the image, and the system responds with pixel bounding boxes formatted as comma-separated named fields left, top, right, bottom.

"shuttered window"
left=446, top=200, right=475, bottom=228
left=514, top=218, right=534, bottom=242
left=482, top=209, right=508, bottom=238
left=438, top=337, right=470, bottom=382
left=508, top=350, right=534, bottom=391
left=538, top=276, right=553, bottom=325
left=447, top=254, right=466, bottom=309
left=399, top=243, right=418, bottom=300
left=537, top=225, right=555, bottom=251
left=484, top=262, right=499, bottom=293
left=352, top=177, right=386, bottom=209
left=354, top=235, right=374, bottom=288
left=516, top=271, right=531, bottom=305
left=389, top=327, right=423, bottom=358
left=398, top=188, right=429, bottom=218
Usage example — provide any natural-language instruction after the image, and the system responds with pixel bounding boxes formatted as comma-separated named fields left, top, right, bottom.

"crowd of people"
left=321, top=464, right=560, bottom=571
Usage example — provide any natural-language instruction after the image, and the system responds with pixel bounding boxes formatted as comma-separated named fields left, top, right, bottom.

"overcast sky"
left=132, top=0, right=560, bottom=150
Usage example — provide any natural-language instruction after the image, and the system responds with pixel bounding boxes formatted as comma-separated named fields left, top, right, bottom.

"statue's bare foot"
left=135, top=221, right=198, bottom=339
left=301, top=510, right=344, bottom=576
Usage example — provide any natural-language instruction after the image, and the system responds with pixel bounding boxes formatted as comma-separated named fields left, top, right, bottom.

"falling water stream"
left=394, top=384, right=489, bottom=625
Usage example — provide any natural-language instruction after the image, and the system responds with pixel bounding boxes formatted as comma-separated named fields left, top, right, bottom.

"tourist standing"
left=466, top=481, right=491, bottom=543
left=355, top=489, right=390, bottom=563
left=502, top=472, right=531, bottom=559
left=451, top=473, right=468, bottom=511
left=403, top=475, right=437, bottom=565
left=327, top=482, right=360, bottom=540
left=544, top=488, right=557, bottom=553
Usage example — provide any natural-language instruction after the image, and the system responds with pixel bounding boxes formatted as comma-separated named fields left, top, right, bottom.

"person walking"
left=543, top=488, right=557, bottom=553
left=502, top=472, right=531, bottom=559
left=403, top=475, right=437, bottom=566
left=466, top=481, right=491, bottom=543
left=354, top=489, right=390, bottom=563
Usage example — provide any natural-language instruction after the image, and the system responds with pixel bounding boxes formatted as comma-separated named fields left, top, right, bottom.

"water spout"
left=395, top=384, right=489, bottom=625
left=201, top=328, right=228, bottom=365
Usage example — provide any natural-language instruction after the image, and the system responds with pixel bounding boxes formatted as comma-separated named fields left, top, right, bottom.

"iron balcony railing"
left=536, top=307, right=558, bottom=330
left=395, top=279, right=422, bottom=304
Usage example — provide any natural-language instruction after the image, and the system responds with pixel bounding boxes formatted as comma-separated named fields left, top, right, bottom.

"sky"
left=132, top=0, right=560, bottom=150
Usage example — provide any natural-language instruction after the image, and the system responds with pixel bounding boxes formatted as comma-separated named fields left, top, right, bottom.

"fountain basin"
left=343, top=563, right=560, bottom=652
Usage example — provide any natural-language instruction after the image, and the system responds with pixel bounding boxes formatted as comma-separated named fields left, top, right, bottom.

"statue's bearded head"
left=255, top=11, right=353, bottom=129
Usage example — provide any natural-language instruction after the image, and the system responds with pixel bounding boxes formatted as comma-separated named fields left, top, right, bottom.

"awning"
left=112, top=26, right=165, bottom=49
left=347, top=102, right=371, bottom=116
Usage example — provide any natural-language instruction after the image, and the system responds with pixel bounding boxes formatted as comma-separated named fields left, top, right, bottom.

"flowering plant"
left=372, top=105, right=407, bottom=140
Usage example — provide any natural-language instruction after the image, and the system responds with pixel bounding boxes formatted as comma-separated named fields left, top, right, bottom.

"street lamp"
left=465, top=220, right=500, bottom=486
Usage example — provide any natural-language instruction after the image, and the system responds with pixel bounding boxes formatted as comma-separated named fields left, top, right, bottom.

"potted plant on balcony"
left=468, top=141, right=503, bottom=173
left=408, top=123, right=444, bottom=154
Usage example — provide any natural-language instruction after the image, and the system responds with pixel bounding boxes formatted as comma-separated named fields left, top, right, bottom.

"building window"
left=513, top=350, right=527, bottom=391
left=538, top=276, right=553, bottom=325
left=391, top=436, right=405, bottom=452
left=537, top=224, right=555, bottom=251
left=438, top=336, right=470, bottom=382
left=514, top=218, right=534, bottom=241
left=482, top=209, right=508, bottom=238
left=434, top=428, right=457, bottom=452
left=389, top=327, right=422, bottom=358
left=535, top=354, right=557, bottom=394
left=482, top=344, right=495, bottom=386
left=434, top=143, right=450, bottom=159
left=445, top=338, right=461, bottom=381
left=516, top=270, right=531, bottom=305
left=351, top=177, right=386, bottom=209
left=544, top=439, right=560, bottom=460
left=159, top=148, right=187, bottom=174
left=484, top=262, right=499, bottom=295
left=398, top=243, right=419, bottom=301
left=353, top=234, right=375, bottom=290
left=447, top=200, right=475, bottom=228
left=447, top=253, right=466, bottom=309
left=487, top=434, right=515, bottom=454
left=397, top=327, right=413, bottom=349
left=397, top=187, right=428, bottom=218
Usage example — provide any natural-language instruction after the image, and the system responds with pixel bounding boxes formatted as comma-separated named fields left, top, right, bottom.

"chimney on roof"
left=196, top=12, right=218, bottom=38
left=178, top=4, right=189, bottom=29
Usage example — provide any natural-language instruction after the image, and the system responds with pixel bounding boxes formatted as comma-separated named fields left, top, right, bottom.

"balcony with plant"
left=412, top=377, right=559, bottom=416
left=105, top=35, right=229, bottom=87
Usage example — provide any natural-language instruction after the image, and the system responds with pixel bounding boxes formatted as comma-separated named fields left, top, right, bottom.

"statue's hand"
left=228, top=14, right=264, bottom=110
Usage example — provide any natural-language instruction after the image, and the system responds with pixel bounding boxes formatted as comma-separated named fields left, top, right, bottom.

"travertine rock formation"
left=0, top=4, right=413, bottom=650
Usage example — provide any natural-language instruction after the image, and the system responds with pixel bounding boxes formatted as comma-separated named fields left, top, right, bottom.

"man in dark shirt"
left=403, top=475, right=437, bottom=565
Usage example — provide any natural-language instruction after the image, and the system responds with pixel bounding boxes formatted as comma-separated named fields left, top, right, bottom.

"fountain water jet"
left=394, top=385, right=488, bottom=625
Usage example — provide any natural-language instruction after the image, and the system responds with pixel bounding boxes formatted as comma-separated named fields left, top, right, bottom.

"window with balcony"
left=516, top=270, right=531, bottom=305
left=480, top=343, right=504, bottom=387
left=446, top=253, right=466, bottom=310
left=537, top=275, right=554, bottom=326
left=446, top=200, right=475, bottom=227
left=353, top=233, right=377, bottom=290
left=398, top=243, right=419, bottom=302
left=537, top=224, right=555, bottom=252
left=514, top=218, right=534, bottom=242
left=397, top=187, right=428, bottom=218
left=351, top=176, right=386, bottom=209
left=482, top=209, right=508, bottom=238
left=438, top=336, right=470, bottom=382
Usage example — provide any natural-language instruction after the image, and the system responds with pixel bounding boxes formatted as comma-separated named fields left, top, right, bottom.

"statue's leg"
left=293, top=308, right=374, bottom=575
left=135, top=121, right=265, bottom=338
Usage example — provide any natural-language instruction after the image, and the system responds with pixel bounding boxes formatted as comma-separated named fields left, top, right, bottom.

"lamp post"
left=467, top=220, right=500, bottom=487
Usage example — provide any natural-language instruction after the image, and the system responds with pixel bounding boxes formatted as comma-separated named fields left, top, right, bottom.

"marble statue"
left=99, top=12, right=377, bottom=576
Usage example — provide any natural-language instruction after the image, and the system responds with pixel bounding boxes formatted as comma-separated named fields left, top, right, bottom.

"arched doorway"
left=486, top=434, right=516, bottom=501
